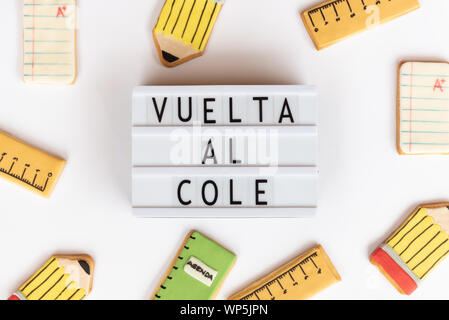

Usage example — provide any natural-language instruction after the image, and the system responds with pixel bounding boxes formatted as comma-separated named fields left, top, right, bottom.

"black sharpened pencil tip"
left=162, top=51, right=179, bottom=63
left=78, top=260, right=91, bottom=275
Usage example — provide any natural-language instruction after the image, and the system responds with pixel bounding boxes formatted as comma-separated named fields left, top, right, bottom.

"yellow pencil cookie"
left=153, top=0, right=224, bottom=67
left=371, top=203, right=449, bottom=295
left=0, top=131, right=66, bottom=198
left=9, top=255, right=94, bottom=300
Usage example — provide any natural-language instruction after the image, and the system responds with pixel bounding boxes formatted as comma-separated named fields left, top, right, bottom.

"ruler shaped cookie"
left=228, top=245, right=340, bottom=300
left=0, top=131, right=66, bottom=197
left=153, top=0, right=224, bottom=67
left=152, top=231, right=236, bottom=300
left=23, top=0, right=77, bottom=84
left=371, top=203, right=449, bottom=295
left=9, top=255, right=94, bottom=300
left=301, top=0, right=420, bottom=50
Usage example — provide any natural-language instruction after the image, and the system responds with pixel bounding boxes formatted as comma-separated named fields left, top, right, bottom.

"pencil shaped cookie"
left=397, top=61, right=449, bottom=155
left=228, top=245, right=340, bottom=300
left=0, top=131, right=66, bottom=197
left=153, top=0, right=224, bottom=67
left=152, top=231, right=236, bottom=300
left=371, top=203, right=449, bottom=295
left=9, top=255, right=94, bottom=300
left=23, top=0, right=77, bottom=84
left=301, top=0, right=419, bottom=50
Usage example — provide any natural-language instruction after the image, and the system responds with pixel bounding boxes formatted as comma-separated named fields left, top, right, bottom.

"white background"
left=0, top=0, right=448, bottom=300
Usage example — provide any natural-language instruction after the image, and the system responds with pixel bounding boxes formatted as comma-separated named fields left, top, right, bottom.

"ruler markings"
left=240, top=252, right=320, bottom=300
left=305, top=0, right=401, bottom=36
left=0, top=153, right=52, bottom=193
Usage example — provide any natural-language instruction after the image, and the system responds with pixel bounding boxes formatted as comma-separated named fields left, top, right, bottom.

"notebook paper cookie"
left=153, top=0, right=224, bottom=67
left=371, top=203, right=449, bottom=295
left=152, top=231, right=236, bottom=300
left=9, top=255, right=94, bottom=300
left=0, top=131, right=66, bottom=198
left=23, top=0, right=77, bottom=84
left=301, top=0, right=419, bottom=50
left=397, top=61, right=449, bottom=155
left=228, top=245, right=340, bottom=300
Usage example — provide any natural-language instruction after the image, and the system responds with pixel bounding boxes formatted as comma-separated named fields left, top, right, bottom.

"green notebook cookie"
left=152, top=231, right=237, bottom=300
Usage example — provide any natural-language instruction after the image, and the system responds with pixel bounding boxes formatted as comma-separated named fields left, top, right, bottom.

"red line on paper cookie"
left=409, top=62, right=414, bottom=152
left=31, top=0, right=36, bottom=81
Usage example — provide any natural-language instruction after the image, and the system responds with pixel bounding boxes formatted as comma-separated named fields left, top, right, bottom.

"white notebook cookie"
left=23, top=0, right=77, bottom=85
left=398, top=61, right=449, bottom=155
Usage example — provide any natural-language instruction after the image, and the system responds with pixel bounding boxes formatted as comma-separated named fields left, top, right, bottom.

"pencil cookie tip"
left=10, top=254, right=95, bottom=300
left=69, top=254, right=95, bottom=293
left=162, top=50, right=179, bottom=64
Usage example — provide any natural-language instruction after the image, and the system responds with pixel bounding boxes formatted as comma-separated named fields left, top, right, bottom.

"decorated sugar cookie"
left=153, top=0, right=224, bottom=67
left=9, top=255, right=94, bottom=300
left=152, top=231, right=236, bottom=300
left=397, top=61, right=449, bottom=155
left=228, top=245, right=341, bottom=300
left=23, top=0, right=77, bottom=84
left=371, top=203, right=449, bottom=295
left=301, top=0, right=419, bottom=50
left=0, top=131, right=66, bottom=198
